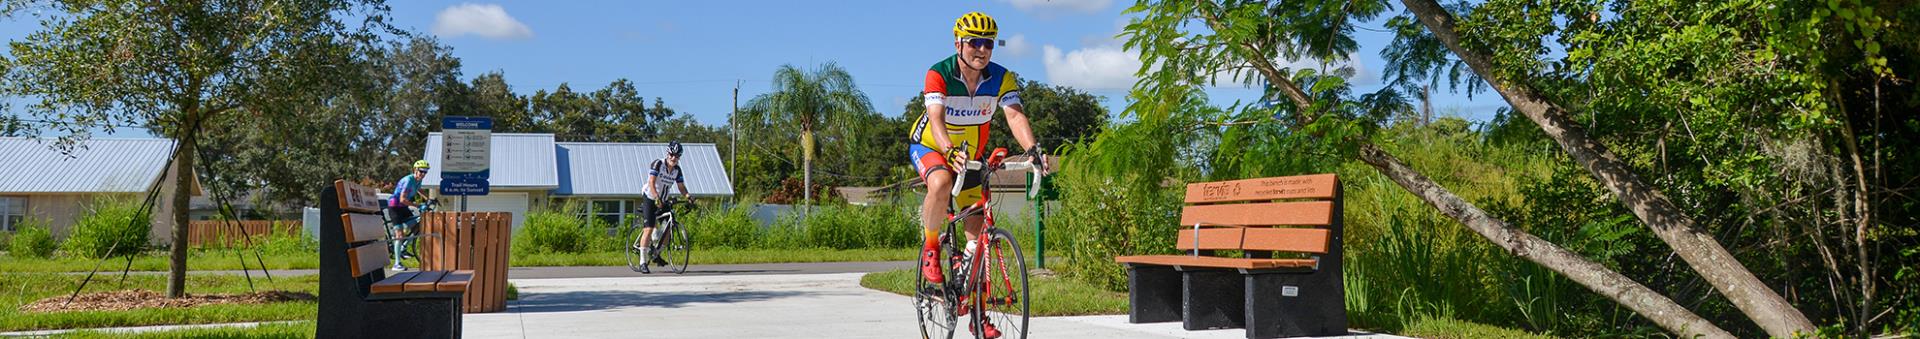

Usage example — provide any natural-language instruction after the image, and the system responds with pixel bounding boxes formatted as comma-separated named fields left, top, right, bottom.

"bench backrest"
left=1175, top=174, right=1339, bottom=255
left=334, top=180, right=390, bottom=278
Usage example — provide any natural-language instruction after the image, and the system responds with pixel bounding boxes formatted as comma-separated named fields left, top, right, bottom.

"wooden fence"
left=187, top=220, right=302, bottom=247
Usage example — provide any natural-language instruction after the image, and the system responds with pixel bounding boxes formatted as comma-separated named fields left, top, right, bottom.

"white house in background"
left=419, top=133, right=734, bottom=230
left=0, top=137, right=199, bottom=244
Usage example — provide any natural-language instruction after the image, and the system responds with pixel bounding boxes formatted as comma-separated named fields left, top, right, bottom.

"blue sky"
left=3, top=0, right=1510, bottom=137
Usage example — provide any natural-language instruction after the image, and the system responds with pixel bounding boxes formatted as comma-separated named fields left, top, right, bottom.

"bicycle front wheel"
left=975, top=228, right=1029, bottom=339
left=660, top=221, right=692, bottom=274
left=916, top=232, right=960, bottom=339
left=625, top=226, right=647, bottom=272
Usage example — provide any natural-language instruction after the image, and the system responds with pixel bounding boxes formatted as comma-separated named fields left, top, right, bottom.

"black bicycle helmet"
left=666, top=141, right=684, bottom=156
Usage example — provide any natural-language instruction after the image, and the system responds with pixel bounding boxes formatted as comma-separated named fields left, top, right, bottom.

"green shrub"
left=9, top=218, right=57, bottom=258
left=0, top=229, right=10, bottom=252
left=514, top=207, right=599, bottom=255
left=62, top=197, right=150, bottom=258
left=585, top=217, right=628, bottom=252
left=801, top=204, right=917, bottom=250
left=688, top=203, right=755, bottom=249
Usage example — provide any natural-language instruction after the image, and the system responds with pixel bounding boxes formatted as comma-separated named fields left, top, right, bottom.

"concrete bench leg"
left=1182, top=269, right=1245, bottom=330
left=1126, top=264, right=1182, bottom=323
left=1245, top=273, right=1345, bottom=338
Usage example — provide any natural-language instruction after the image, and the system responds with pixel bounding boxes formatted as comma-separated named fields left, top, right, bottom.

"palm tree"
left=748, top=62, right=873, bottom=209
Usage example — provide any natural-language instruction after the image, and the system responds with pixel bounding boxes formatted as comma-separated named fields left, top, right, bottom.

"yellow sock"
left=923, top=229, right=941, bottom=250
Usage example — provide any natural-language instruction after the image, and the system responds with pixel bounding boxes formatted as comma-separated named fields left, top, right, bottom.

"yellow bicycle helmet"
left=413, top=160, right=431, bottom=170
left=953, top=12, right=998, bottom=40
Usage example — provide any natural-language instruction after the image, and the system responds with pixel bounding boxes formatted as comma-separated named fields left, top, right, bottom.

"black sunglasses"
left=963, top=38, right=995, bottom=50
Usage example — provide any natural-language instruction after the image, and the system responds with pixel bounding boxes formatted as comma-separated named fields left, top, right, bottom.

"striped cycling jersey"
left=912, top=54, right=1022, bottom=156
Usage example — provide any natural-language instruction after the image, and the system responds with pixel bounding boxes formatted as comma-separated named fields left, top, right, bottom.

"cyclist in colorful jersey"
left=635, top=141, right=692, bottom=274
left=911, top=14, right=1047, bottom=335
left=387, top=160, right=432, bottom=271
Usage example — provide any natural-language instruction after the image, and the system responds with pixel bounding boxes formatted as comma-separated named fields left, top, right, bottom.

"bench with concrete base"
left=318, top=180, right=472, bottom=338
left=1114, top=173, right=1347, bottom=338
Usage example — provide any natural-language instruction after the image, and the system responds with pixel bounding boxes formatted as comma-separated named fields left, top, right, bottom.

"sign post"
left=441, top=116, right=493, bottom=211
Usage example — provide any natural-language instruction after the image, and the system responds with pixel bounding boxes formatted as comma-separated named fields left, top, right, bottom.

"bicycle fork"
left=954, top=235, right=1014, bottom=316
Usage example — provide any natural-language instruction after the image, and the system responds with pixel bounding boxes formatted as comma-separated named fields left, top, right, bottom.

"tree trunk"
left=802, top=128, right=813, bottom=214
left=1358, top=144, right=1732, bottom=338
left=166, top=128, right=197, bottom=298
left=1397, top=0, right=1815, bottom=336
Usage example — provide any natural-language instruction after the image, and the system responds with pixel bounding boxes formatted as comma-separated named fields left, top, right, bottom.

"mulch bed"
left=18, top=290, right=316, bottom=313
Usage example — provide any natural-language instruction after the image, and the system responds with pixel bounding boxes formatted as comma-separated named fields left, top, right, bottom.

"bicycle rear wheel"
left=625, top=226, right=647, bottom=272
left=973, top=228, right=1029, bottom=339
left=660, top=221, right=692, bottom=274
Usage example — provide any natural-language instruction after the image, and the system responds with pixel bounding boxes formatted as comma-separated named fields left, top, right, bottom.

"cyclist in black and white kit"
left=635, top=141, right=692, bottom=274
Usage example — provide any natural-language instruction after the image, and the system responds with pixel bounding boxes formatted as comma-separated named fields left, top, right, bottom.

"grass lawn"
left=0, top=273, right=317, bottom=332
left=0, top=251, right=318, bottom=273
left=511, top=247, right=918, bottom=267
left=860, top=269, right=1129, bottom=317
left=53, top=321, right=315, bottom=338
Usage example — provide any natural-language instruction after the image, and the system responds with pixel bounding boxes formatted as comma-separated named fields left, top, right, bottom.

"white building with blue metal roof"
left=0, top=137, right=196, bottom=242
left=420, top=133, right=733, bottom=230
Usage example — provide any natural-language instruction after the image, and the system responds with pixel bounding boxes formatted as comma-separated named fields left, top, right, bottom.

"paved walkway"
left=466, top=272, right=1409, bottom=339
left=70, top=260, right=918, bottom=279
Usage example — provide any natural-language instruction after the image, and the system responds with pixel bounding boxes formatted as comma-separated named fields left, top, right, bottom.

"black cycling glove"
left=1025, top=144, right=1049, bottom=172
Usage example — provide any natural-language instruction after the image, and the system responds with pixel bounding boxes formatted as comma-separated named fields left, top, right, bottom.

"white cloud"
left=1001, top=34, right=1033, bottom=58
left=1000, top=0, right=1114, bottom=13
left=1282, top=53, right=1377, bottom=85
left=1041, top=44, right=1142, bottom=90
left=1209, top=53, right=1378, bottom=87
left=431, top=4, right=532, bottom=40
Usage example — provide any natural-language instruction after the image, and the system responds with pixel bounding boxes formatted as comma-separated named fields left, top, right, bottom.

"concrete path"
left=501, top=261, right=914, bottom=279
left=466, top=272, right=1409, bottom=339
left=80, top=260, right=918, bottom=279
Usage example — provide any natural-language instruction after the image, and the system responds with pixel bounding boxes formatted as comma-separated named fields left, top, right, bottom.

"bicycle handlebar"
left=950, top=148, right=1049, bottom=200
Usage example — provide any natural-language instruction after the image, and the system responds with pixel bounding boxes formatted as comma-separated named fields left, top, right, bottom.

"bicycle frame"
left=943, top=147, right=1040, bottom=314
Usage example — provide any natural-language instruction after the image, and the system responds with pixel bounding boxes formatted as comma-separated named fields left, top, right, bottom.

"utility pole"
left=731, top=80, right=739, bottom=204
left=1421, top=85, right=1433, bottom=126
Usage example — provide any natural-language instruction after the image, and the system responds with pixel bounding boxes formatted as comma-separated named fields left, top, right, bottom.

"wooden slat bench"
left=1114, top=173, right=1347, bottom=338
left=318, top=180, right=473, bottom=338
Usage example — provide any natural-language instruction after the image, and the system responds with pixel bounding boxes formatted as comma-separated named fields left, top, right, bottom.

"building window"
left=578, top=199, right=630, bottom=231
left=1, top=196, right=25, bottom=232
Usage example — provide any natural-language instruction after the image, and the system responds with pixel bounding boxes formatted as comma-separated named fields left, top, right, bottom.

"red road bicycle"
left=916, top=147, right=1043, bottom=339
